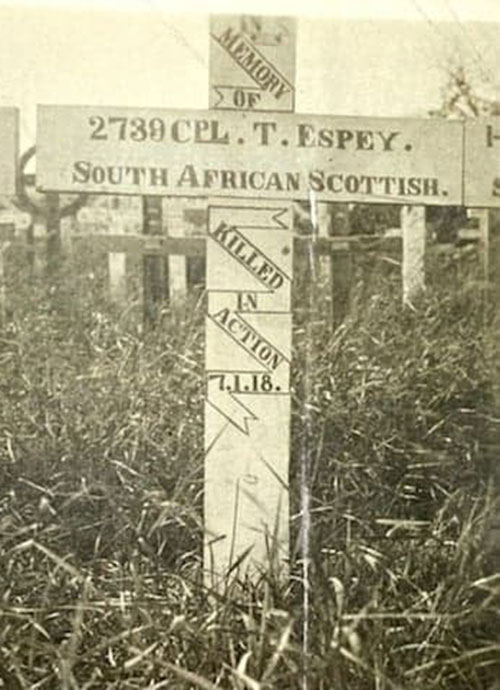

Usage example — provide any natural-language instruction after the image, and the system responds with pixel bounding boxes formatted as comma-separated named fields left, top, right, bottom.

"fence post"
left=165, top=198, right=187, bottom=301
left=45, top=192, right=66, bottom=313
left=0, top=223, right=14, bottom=323
left=45, top=193, right=61, bottom=278
left=330, top=203, right=352, bottom=328
left=480, top=209, right=500, bottom=570
left=316, top=201, right=331, bottom=278
left=0, top=235, right=5, bottom=323
left=109, top=251, right=127, bottom=303
left=142, top=195, right=165, bottom=326
left=473, top=208, right=490, bottom=287
left=402, top=205, right=426, bottom=304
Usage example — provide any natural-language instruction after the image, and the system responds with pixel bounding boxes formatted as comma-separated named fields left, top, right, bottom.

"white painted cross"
left=35, top=20, right=471, bottom=585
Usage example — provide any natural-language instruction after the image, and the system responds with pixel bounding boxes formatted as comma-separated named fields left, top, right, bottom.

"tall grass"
left=0, top=251, right=498, bottom=688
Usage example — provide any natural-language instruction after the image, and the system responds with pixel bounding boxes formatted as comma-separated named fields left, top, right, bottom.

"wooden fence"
left=0, top=198, right=494, bottom=328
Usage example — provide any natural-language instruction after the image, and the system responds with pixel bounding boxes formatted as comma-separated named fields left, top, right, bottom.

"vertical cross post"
left=205, top=14, right=296, bottom=585
left=205, top=202, right=293, bottom=584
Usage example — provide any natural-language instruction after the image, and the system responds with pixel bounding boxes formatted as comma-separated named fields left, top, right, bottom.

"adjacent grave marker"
left=464, top=118, right=500, bottom=207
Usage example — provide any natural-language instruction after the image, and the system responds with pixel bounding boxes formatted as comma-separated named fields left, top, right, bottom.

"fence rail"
left=0, top=203, right=494, bottom=328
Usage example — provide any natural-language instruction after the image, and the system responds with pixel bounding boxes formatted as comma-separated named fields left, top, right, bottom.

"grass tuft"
left=0, top=254, right=498, bottom=688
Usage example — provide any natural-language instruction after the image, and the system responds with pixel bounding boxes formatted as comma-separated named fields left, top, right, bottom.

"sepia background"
left=0, top=1, right=499, bottom=688
left=1, top=0, right=500, bottom=145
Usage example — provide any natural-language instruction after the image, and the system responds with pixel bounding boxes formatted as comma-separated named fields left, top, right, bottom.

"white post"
left=165, top=198, right=187, bottom=301
left=204, top=200, right=293, bottom=583
left=316, top=201, right=332, bottom=284
left=474, top=208, right=490, bottom=287
left=401, top=205, right=426, bottom=304
left=108, top=251, right=127, bottom=303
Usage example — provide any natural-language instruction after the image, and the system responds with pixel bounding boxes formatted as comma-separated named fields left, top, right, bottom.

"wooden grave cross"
left=35, top=12, right=494, bottom=586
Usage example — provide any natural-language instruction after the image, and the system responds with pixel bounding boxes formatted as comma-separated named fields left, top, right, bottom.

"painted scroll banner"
left=464, top=119, right=500, bottom=207
left=210, top=14, right=296, bottom=113
left=204, top=200, right=292, bottom=582
left=0, top=108, right=19, bottom=196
